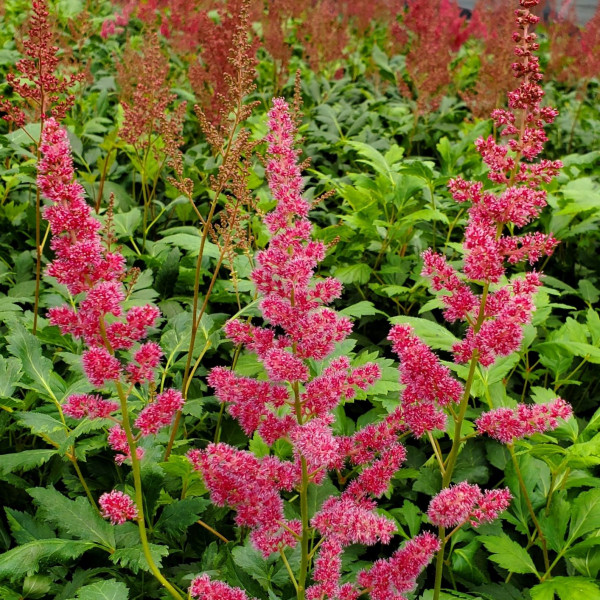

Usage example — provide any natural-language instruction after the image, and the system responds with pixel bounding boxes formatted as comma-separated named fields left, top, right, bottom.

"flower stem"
left=508, top=444, right=550, bottom=572
left=292, top=380, right=309, bottom=600
left=116, top=381, right=184, bottom=600
left=433, top=283, right=490, bottom=600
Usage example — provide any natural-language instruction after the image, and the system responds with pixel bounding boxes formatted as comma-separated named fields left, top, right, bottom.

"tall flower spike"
left=39, top=118, right=182, bottom=464
left=422, top=0, right=561, bottom=369
left=0, top=0, right=84, bottom=126
left=189, top=97, right=426, bottom=598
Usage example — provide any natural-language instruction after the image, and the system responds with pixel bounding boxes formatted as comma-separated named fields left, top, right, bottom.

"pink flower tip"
left=99, top=490, right=138, bottom=524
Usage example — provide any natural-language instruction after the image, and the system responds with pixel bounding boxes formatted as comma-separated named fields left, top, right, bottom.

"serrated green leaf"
left=568, top=489, right=600, bottom=543
left=0, top=356, right=22, bottom=398
left=0, top=449, right=57, bottom=475
left=155, top=497, right=210, bottom=535
left=531, top=576, right=600, bottom=600
left=28, top=487, right=115, bottom=550
left=5, top=507, right=55, bottom=544
left=6, top=323, right=58, bottom=398
left=339, top=301, right=386, bottom=318
left=334, top=263, right=372, bottom=285
left=110, top=543, right=169, bottom=574
left=74, top=579, right=130, bottom=600
left=0, top=539, right=96, bottom=579
left=479, top=535, right=538, bottom=575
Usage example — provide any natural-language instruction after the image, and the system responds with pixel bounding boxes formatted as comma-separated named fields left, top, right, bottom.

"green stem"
left=115, top=381, right=184, bottom=600
left=293, top=381, right=309, bottom=600
left=433, top=283, right=490, bottom=600
left=508, top=444, right=550, bottom=573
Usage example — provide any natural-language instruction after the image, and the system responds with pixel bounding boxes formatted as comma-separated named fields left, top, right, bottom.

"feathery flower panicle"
left=0, top=0, right=84, bottom=126
left=190, top=574, right=253, bottom=600
left=62, top=394, right=119, bottom=419
left=476, top=398, right=573, bottom=443
left=116, top=34, right=186, bottom=174
left=387, top=324, right=462, bottom=436
left=99, top=490, right=138, bottom=525
left=134, top=389, right=185, bottom=436
left=189, top=97, right=433, bottom=596
left=38, top=118, right=182, bottom=474
left=421, top=0, right=561, bottom=369
left=188, top=444, right=300, bottom=557
left=357, top=532, right=441, bottom=600
left=427, top=482, right=512, bottom=528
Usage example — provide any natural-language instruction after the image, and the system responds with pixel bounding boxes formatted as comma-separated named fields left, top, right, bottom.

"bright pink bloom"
left=82, top=347, right=122, bottom=387
left=189, top=574, right=252, bottom=600
left=134, top=389, right=184, bottom=436
left=388, top=324, right=462, bottom=436
left=99, top=490, right=138, bottom=525
left=126, top=341, right=162, bottom=384
left=188, top=443, right=299, bottom=557
left=312, top=495, right=396, bottom=547
left=427, top=482, right=511, bottom=529
left=307, top=538, right=346, bottom=600
left=107, top=424, right=144, bottom=465
left=476, top=398, right=573, bottom=443
left=470, top=488, right=513, bottom=526
left=291, top=417, right=344, bottom=474
left=63, top=394, right=118, bottom=419
left=357, top=532, right=441, bottom=600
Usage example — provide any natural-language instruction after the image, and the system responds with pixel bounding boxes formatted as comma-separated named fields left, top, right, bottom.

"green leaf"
left=74, top=580, right=130, bottom=600
left=0, top=449, right=57, bottom=475
left=389, top=316, right=459, bottom=352
left=347, top=141, right=394, bottom=181
left=5, top=507, right=55, bottom=544
left=0, top=356, right=22, bottom=398
left=0, top=539, right=96, bottom=579
left=568, top=489, right=600, bottom=543
left=6, top=323, right=58, bottom=398
left=479, top=535, right=538, bottom=575
left=231, top=541, right=288, bottom=591
left=15, top=412, right=68, bottom=447
left=113, top=208, right=141, bottom=237
left=530, top=576, right=600, bottom=600
left=339, top=301, right=386, bottom=318
left=28, top=487, right=115, bottom=550
left=155, top=497, right=210, bottom=535
left=334, top=263, right=372, bottom=285
left=110, top=544, right=169, bottom=574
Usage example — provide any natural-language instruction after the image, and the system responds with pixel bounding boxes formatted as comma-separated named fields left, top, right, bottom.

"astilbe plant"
left=391, top=0, right=484, bottom=116
left=115, top=33, right=186, bottom=242
left=0, top=0, right=85, bottom=334
left=183, top=97, right=438, bottom=600
left=409, top=0, right=572, bottom=596
left=38, top=118, right=186, bottom=599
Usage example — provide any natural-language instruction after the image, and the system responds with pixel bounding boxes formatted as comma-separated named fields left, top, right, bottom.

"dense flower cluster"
left=421, top=0, right=561, bottom=369
left=476, top=398, right=573, bottom=443
left=388, top=324, right=462, bottom=436
left=0, top=0, right=84, bottom=126
left=99, top=490, right=138, bottom=525
left=190, top=574, right=252, bottom=600
left=427, top=482, right=512, bottom=528
left=187, top=97, right=435, bottom=600
left=357, top=533, right=441, bottom=600
left=38, top=119, right=183, bottom=465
